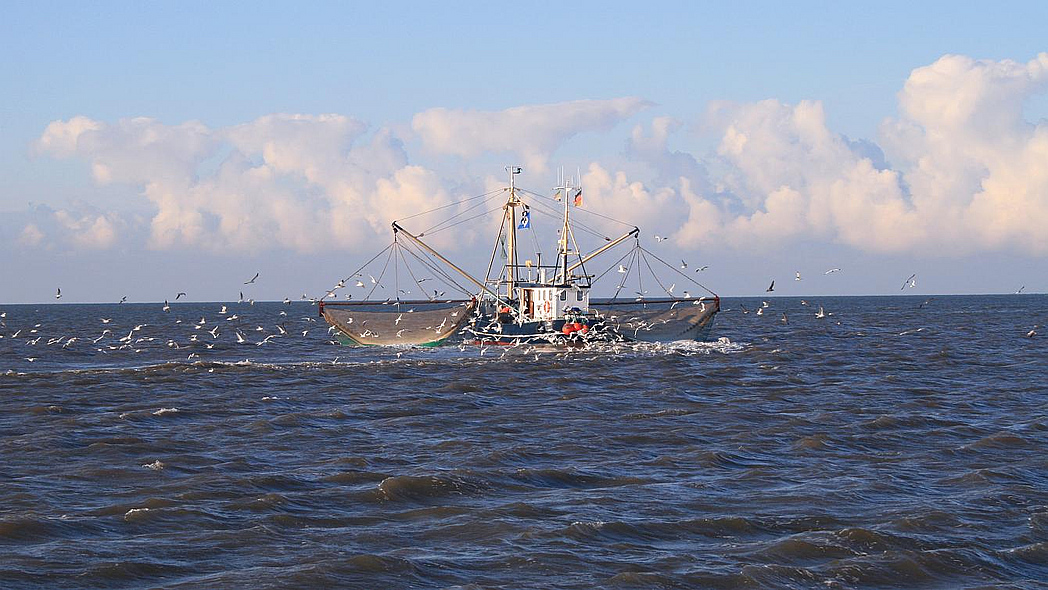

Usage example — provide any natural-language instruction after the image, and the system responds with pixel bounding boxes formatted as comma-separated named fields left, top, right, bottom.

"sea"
left=1, top=295, right=1046, bottom=589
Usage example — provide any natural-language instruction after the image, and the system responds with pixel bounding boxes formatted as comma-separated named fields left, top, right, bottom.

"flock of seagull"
left=3, top=272, right=350, bottom=364
left=4, top=262, right=1041, bottom=366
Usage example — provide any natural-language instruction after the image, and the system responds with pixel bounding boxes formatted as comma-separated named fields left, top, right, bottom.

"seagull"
left=244, top=272, right=259, bottom=285
left=101, top=318, right=112, bottom=324
left=816, top=306, right=826, bottom=319
left=238, top=292, right=244, bottom=304
left=162, top=301, right=170, bottom=312
left=825, top=268, right=841, bottom=274
left=1015, top=285, right=1025, bottom=295
left=766, top=280, right=775, bottom=293
left=175, top=292, right=187, bottom=300
left=283, top=297, right=291, bottom=304
left=761, top=301, right=769, bottom=308
left=219, top=305, right=227, bottom=314
left=395, top=314, right=404, bottom=325
left=795, top=271, right=802, bottom=281
left=781, top=312, right=789, bottom=324
left=235, top=331, right=246, bottom=344
left=356, top=280, right=365, bottom=288
left=680, top=260, right=688, bottom=270
left=208, top=326, right=219, bottom=338
left=617, top=265, right=628, bottom=273
left=695, top=265, right=709, bottom=272
left=1027, top=328, right=1037, bottom=338
left=902, top=274, right=917, bottom=290
left=55, top=288, right=62, bottom=300
left=118, top=296, right=127, bottom=304
left=654, top=235, right=667, bottom=243
left=756, top=307, right=764, bottom=316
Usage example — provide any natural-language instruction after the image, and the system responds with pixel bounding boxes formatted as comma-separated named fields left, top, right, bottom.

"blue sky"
left=3, top=2, right=1048, bottom=303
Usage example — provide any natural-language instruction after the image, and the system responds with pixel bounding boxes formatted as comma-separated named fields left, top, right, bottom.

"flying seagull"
left=766, top=280, right=775, bottom=293
left=1015, top=285, right=1025, bottom=295
left=795, top=271, right=802, bottom=281
left=695, top=265, right=709, bottom=272
left=55, top=288, right=62, bottom=300
left=901, top=274, right=917, bottom=290
left=680, top=260, right=688, bottom=270
left=244, top=272, right=259, bottom=285
left=175, top=292, right=187, bottom=300
left=824, top=268, right=841, bottom=274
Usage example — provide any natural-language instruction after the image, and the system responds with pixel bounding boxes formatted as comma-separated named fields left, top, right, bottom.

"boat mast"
left=505, top=166, right=522, bottom=299
left=556, top=171, right=573, bottom=285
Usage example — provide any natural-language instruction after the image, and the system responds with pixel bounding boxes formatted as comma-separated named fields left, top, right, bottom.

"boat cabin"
left=520, top=286, right=589, bottom=321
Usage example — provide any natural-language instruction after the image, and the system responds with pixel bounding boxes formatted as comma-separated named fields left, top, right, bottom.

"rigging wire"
left=323, top=242, right=395, bottom=301
left=517, top=189, right=612, bottom=241
left=395, top=243, right=429, bottom=301
left=421, top=192, right=506, bottom=236
left=425, top=204, right=507, bottom=236
left=398, top=239, right=474, bottom=297
left=365, top=245, right=397, bottom=301
left=395, top=188, right=505, bottom=224
left=637, top=246, right=718, bottom=297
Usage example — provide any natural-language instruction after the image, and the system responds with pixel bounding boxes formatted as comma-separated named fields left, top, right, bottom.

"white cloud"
left=33, top=114, right=439, bottom=253
left=412, top=98, right=651, bottom=171
left=55, top=210, right=119, bottom=249
left=27, top=58, right=1048, bottom=260
left=666, top=54, right=1048, bottom=256
left=18, top=224, right=45, bottom=247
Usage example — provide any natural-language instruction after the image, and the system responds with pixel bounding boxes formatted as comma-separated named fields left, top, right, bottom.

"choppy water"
left=1, top=295, right=1046, bottom=589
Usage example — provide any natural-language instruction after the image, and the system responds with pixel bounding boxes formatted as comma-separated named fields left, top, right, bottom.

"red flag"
left=573, top=187, right=583, bottom=207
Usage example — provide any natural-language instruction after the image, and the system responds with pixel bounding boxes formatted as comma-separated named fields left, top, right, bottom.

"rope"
left=365, top=245, right=396, bottom=301
left=395, top=188, right=504, bottom=224
left=422, top=192, right=506, bottom=236
left=322, top=242, right=394, bottom=301
left=638, top=246, right=718, bottom=297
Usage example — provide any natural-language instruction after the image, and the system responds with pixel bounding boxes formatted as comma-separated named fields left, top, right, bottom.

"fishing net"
left=591, top=297, right=719, bottom=342
left=320, top=300, right=475, bottom=346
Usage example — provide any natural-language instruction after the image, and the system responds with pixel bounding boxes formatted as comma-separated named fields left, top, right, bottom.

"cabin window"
left=576, top=290, right=583, bottom=301
left=560, top=291, right=566, bottom=301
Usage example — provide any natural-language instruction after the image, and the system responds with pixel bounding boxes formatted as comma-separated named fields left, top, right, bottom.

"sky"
left=3, top=1, right=1048, bottom=303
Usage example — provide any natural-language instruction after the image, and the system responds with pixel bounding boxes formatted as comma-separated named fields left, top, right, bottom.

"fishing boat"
left=318, top=167, right=719, bottom=347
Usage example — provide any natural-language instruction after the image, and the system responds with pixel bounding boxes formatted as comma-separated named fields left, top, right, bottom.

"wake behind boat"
left=318, top=167, right=719, bottom=347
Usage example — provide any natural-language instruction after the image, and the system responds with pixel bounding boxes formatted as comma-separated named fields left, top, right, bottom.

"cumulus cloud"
left=33, top=114, right=454, bottom=253
left=18, top=224, right=45, bottom=247
left=27, top=57, right=1048, bottom=259
left=412, top=98, right=651, bottom=171
left=662, top=53, right=1048, bottom=256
